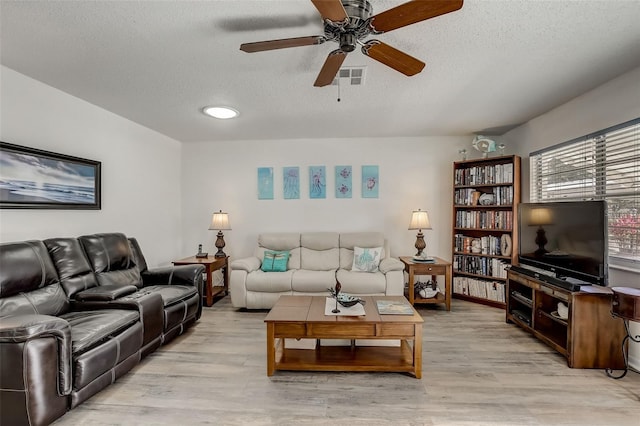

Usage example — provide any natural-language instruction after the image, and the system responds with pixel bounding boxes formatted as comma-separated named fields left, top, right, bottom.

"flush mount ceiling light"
left=202, top=106, right=239, bottom=119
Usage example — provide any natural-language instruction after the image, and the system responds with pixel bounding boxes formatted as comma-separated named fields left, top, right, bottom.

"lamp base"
left=214, top=231, right=227, bottom=258
left=414, top=231, right=426, bottom=257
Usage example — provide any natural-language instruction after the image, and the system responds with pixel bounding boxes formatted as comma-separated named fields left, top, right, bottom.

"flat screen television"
left=517, top=200, right=608, bottom=286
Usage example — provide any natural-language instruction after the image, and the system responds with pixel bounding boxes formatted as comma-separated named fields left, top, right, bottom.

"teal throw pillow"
left=261, top=250, right=290, bottom=272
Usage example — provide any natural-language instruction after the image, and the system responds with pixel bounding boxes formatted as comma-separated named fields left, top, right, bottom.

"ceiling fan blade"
left=310, top=0, right=349, bottom=22
left=370, top=0, right=463, bottom=33
left=314, top=49, right=347, bottom=87
left=240, top=35, right=325, bottom=53
left=362, top=40, right=425, bottom=76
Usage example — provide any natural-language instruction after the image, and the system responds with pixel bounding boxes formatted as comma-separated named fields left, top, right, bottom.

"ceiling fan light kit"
left=240, top=0, right=464, bottom=87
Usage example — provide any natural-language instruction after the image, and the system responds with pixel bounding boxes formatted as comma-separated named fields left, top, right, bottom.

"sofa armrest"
left=230, top=256, right=261, bottom=273
left=75, top=284, right=138, bottom=301
left=0, top=315, right=72, bottom=396
left=379, top=257, right=404, bottom=274
left=141, top=264, right=205, bottom=287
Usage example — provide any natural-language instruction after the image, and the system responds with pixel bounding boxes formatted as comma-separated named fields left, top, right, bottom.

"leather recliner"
left=0, top=233, right=205, bottom=426
left=79, top=233, right=204, bottom=343
left=0, top=240, right=144, bottom=426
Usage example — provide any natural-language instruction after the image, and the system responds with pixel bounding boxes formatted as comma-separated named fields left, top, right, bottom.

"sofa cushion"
left=301, top=232, right=339, bottom=250
left=352, top=246, right=383, bottom=272
left=300, top=247, right=339, bottom=271
left=60, top=309, right=139, bottom=355
left=291, top=270, right=337, bottom=292
left=300, top=233, right=339, bottom=270
left=261, top=250, right=290, bottom=272
left=336, top=269, right=386, bottom=294
left=257, top=233, right=301, bottom=270
left=45, top=237, right=99, bottom=298
left=246, top=270, right=294, bottom=293
left=0, top=241, right=69, bottom=317
left=79, top=233, right=142, bottom=288
left=339, top=232, right=386, bottom=270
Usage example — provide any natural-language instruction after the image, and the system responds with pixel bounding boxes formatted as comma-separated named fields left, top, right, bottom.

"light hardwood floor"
left=54, top=297, right=640, bottom=425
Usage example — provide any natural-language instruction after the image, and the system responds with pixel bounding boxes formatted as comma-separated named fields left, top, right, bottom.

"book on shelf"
left=376, top=300, right=415, bottom=315
left=453, top=276, right=505, bottom=303
left=453, top=255, right=508, bottom=278
left=454, top=186, right=514, bottom=206
left=454, top=234, right=504, bottom=256
left=455, top=210, right=512, bottom=230
left=454, top=163, right=514, bottom=186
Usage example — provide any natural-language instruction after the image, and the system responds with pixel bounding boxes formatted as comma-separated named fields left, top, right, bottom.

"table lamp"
left=408, top=209, right=432, bottom=257
left=209, top=210, right=231, bottom=258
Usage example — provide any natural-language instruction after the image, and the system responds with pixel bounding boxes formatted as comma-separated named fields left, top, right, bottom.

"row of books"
left=454, top=163, right=514, bottom=186
left=455, top=210, right=513, bottom=230
left=453, top=186, right=514, bottom=206
left=453, top=234, right=505, bottom=256
left=453, top=277, right=506, bottom=302
left=453, top=255, right=509, bottom=278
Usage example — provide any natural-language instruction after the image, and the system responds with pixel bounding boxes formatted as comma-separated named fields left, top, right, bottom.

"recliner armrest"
left=379, top=257, right=404, bottom=274
left=230, top=256, right=261, bottom=273
left=75, top=284, right=138, bottom=301
left=0, top=314, right=72, bottom=396
left=141, top=264, right=205, bottom=287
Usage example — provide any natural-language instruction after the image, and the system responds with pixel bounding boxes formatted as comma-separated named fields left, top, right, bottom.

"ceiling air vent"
left=332, top=66, right=366, bottom=86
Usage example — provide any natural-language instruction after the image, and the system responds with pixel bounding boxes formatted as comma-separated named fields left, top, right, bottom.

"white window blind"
left=530, top=118, right=640, bottom=267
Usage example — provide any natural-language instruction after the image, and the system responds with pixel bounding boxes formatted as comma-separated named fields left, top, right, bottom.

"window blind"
left=530, top=118, right=640, bottom=266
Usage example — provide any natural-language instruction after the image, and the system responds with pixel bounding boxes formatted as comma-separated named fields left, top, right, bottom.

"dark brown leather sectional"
left=0, top=233, right=204, bottom=426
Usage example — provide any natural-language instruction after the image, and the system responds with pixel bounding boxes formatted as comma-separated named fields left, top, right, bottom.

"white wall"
left=181, top=136, right=470, bottom=262
left=0, top=66, right=183, bottom=267
left=502, top=66, right=640, bottom=370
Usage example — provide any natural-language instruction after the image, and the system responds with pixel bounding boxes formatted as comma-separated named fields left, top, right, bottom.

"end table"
left=173, top=255, right=229, bottom=307
left=399, top=256, right=452, bottom=311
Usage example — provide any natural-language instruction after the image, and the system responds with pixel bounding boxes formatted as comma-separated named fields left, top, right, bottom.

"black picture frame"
left=0, top=141, right=101, bottom=209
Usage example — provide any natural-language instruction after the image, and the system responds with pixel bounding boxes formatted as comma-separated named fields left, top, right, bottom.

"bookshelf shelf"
left=451, top=155, right=521, bottom=308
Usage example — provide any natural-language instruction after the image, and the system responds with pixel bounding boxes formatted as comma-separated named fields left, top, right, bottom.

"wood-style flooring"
left=54, top=297, right=640, bottom=425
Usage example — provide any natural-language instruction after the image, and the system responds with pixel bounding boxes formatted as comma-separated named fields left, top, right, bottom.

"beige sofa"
left=229, top=232, right=405, bottom=309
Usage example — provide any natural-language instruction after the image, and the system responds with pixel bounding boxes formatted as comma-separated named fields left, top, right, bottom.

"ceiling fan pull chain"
left=337, top=77, right=341, bottom=102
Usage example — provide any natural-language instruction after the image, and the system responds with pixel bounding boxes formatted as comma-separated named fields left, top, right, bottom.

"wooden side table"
left=173, top=255, right=229, bottom=307
left=606, top=286, right=640, bottom=379
left=399, top=256, right=452, bottom=311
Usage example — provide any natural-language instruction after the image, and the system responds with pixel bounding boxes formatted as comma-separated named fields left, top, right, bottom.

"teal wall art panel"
left=362, top=165, right=379, bottom=198
left=335, top=165, right=352, bottom=198
left=309, top=166, right=326, bottom=199
left=283, top=166, right=300, bottom=199
left=257, top=167, right=274, bottom=199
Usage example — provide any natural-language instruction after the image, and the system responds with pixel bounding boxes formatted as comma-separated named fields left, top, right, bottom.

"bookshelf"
left=452, top=155, right=521, bottom=308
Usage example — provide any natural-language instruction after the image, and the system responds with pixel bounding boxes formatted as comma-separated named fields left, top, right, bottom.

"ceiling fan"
left=240, top=0, right=464, bottom=87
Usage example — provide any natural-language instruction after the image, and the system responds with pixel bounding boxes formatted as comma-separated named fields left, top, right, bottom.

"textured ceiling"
left=2, top=0, right=640, bottom=143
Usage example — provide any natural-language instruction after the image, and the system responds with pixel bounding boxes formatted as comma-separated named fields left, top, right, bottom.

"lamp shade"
left=408, top=209, right=432, bottom=230
left=529, top=208, right=552, bottom=226
left=209, top=210, right=231, bottom=230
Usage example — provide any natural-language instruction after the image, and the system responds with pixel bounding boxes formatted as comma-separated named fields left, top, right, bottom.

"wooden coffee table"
left=264, top=295, right=424, bottom=378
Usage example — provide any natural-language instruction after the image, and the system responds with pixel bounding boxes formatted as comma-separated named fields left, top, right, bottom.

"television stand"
left=508, top=265, right=584, bottom=292
left=506, top=268, right=626, bottom=369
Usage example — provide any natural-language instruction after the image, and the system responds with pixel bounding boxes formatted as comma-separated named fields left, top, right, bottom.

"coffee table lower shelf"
left=273, top=339, right=417, bottom=376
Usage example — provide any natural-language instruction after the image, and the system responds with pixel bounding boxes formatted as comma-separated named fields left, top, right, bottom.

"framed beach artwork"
left=283, top=166, right=300, bottom=199
left=361, top=165, right=379, bottom=198
left=0, top=142, right=101, bottom=209
left=309, top=166, right=326, bottom=199
left=335, top=165, right=352, bottom=198
left=257, top=167, right=274, bottom=200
